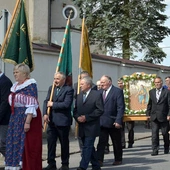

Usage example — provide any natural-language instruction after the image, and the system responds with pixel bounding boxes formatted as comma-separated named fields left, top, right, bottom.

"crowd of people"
left=1, top=65, right=170, bottom=170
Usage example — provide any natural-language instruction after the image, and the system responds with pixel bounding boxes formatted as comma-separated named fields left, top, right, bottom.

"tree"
left=73, top=0, right=170, bottom=64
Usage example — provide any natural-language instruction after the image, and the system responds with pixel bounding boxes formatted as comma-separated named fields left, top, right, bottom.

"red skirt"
left=23, top=107, right=42, bottom=170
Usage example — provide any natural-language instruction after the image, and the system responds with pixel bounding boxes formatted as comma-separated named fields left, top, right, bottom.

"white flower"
left=136, top=72, right=141, bottom=75
left=124, top=95, right=127, bottom=98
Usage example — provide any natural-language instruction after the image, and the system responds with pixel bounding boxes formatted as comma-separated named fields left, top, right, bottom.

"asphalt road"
left=0, top=124, right=169, bottom=170
left=44, top=136, right=169, bottom=170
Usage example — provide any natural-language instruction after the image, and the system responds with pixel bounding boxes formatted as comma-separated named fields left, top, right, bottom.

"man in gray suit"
left=146, top=76, right=170, bottom=156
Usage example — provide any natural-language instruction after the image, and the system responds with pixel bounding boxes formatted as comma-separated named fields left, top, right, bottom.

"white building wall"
left=28, top=0, right=49, bottom=43
left=0, top=0, right=16, bottom=13
left=51, top=0, right=81, bottom=28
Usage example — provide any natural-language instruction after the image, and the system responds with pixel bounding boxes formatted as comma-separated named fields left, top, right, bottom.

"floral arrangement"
left=122, top=72, right=156, bottom=115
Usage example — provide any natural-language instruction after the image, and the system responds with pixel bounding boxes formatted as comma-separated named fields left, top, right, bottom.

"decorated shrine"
left=122, top=72, right=156, bottom=121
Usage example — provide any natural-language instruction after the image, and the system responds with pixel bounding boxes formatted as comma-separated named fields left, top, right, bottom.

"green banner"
left=2, top=0, right=34, bottom=71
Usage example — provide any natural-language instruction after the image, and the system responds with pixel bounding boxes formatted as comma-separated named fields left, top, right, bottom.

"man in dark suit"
left=97, top=75, right=125, bottom=166
left=43, top=71, right=74, bottom=170
left=74, top=76, right=104, bottom=170
left=74, top=71, right=97, bottom=153
left=74, top=71, right=97, bottom=98
left=0, top=69, right=12, bottom=157
left=146, top=76, right=170, bottom=156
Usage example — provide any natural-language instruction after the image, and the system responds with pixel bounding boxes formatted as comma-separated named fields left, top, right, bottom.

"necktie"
left=83, top=92, right=86, bottom=103
left=56, top=87, right=60, bottom=96
left=156, top=89, right=160, bottom=102
left=103, top=90, right=107, bottom=101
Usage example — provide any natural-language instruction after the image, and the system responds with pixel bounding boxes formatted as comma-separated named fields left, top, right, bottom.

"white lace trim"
left=11, top=79, right=36, bottom=92
left=5, top=161, right=22, bottom=170
left=25, top=106, right=38, bottom=117
left=4, top=166, right=21, bottom=170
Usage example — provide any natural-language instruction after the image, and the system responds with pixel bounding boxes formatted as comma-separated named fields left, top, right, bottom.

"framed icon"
left=122, top=72, right=156, bottom=115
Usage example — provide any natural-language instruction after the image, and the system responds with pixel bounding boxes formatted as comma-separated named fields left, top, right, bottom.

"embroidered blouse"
left=8, top=79, right=38, bottom=117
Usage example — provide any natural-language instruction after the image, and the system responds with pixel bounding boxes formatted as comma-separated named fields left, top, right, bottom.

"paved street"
left=42, top=123, right=170, bottom=170
left=1, top=123, right=170, bottom=170
left=55, top=136, right=169, bottom=170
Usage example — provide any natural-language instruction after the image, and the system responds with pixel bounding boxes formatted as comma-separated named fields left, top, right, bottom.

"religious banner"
left=122, top=72, right=156, bottom=121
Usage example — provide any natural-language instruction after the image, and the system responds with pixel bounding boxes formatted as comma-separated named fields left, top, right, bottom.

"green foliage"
left=73, top=0, right=170, bottom=63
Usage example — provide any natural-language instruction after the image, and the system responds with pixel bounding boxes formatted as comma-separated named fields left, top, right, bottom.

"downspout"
left=1, top=9, right=9, bottom=73
left=48, top=0, right=52, bottom=45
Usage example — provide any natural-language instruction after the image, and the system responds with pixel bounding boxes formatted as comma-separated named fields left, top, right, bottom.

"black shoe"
left=44, top=164, right=57, bottom=170
left=151, top=150, right=158, bottom=156
left=77, top=167, right=85, bottom=170
left=164, top=148, right=169, bottom=154
left=128, top=144, right=133, bottom=148
left=59, top=165, right=69, bottom=170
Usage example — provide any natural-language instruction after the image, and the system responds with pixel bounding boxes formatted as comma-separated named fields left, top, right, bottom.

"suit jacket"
left=0, top=74, right=12, bottom=125
left=43, top=84, right=74, bottom=126
left=146, top=87, right=170, bottom=122
left=100, top=85, right=125, bottom=128
left=73, top=90, right=104, bottom=138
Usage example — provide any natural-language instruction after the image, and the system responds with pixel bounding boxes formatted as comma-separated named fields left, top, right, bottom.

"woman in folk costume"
left=5, top=63, right=42, bottom=170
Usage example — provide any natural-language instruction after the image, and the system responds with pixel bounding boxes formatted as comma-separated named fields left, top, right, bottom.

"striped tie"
left=156, top=89, right=160, bottom=102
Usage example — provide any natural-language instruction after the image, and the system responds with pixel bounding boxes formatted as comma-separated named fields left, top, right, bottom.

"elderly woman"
left=5, top=63, right=42, bottom=170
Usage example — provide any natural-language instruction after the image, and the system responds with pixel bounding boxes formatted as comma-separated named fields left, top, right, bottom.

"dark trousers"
left=151, top=119, right=169, bottom=151
left=80, top=137, right=100, bottom=170
left=97, top=127, right=122, bottom=162
left=0, top=125, right=8, bottom=156
left=47, top=125, right=70, bottom=166
left=121, top=121, right=135, bottom=146
left=78, top=136, right=83, bottom=153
